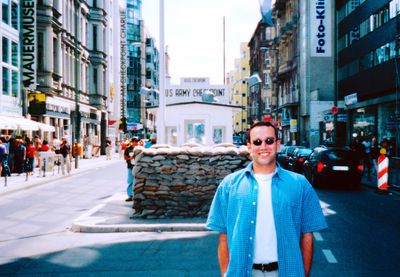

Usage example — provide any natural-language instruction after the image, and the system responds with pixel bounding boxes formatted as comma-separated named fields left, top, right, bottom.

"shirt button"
left=252, top=202, right=256, bottom=205
left=248, top=254, right=251, bottom=257
left=254, top=186, right=257, bottom=189
left=249, top=236, right=253, bottom=240
left=251, top=220, right=254, bottom=224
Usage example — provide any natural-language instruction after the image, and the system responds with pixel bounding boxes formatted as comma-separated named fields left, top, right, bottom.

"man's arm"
left=218, top=233, right=229, bottom=277
left=300, top=232, right=313, bottom=277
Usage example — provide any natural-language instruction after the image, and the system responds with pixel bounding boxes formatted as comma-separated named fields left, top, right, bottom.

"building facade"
left=125, top=0, right=142, bottom=132
left=1, top=0, right=20, bottom=118
left=338, top=0, right=400, bottom=156
left=248, top=21, right=275, bottom=126
left=269, top=0, right=337, bottom=148
left=227, top=42, right=250, bottom=138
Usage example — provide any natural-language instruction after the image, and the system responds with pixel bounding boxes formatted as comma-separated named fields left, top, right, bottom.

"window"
left=53, top=37, right=59, bottom=73
left=37, top=32, right=44, bottom=71
left=213, top=127, right=225, bottom=144
left=2, top=0, right=9, bottom=24
left=12, top=70, right=17, bottom=97
left=2, top=67, right=9, bottom=95
left=93, top=26, right=97, bottom=50
left=2, top=37, right=9, bottom=63
left=11, top=1, right=17, bottom=29
left=11, top=41, right=18, bottom=66
left=185, top=120, right=205, bottom=144
left=93, top=68, right=98, bottom=92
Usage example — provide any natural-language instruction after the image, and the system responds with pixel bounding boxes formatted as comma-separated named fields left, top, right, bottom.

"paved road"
left=1, top=157, right=399, bottom=276
left=0, top=160, right=220, bottom=276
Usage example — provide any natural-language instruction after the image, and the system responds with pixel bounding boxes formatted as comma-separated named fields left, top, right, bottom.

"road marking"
left=322, top=249, right=338, bottom=263
left=313, top=232, right=323, bottom=241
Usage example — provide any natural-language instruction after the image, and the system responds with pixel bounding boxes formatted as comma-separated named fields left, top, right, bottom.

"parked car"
left=233, top=135, right=244, bottom=147
left=277, top=145, right=305, bottom=169
left=303, top=146, right=363, bottom=189
left=288, top=148, right=312, bottom=173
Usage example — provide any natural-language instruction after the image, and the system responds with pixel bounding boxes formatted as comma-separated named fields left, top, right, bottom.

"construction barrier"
left=377, top=154, right=389, bottom=190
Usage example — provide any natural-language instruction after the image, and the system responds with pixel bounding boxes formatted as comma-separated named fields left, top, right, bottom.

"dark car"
left=303, top=146, right=363, bottom=189
left=288, top=148, right=312, bottom=173
left=277, top=145, right=304, bottom=169
left=233, top=136, right=244, bottom=147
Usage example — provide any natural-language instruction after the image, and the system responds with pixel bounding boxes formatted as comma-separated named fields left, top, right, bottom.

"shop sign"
left=127, top=122, right=143, bottom=131
left=28, top=93, right=46, bottom=115
left=21, top=0, right=37, bottom=89
left=290, top=119, right=297, bottom=133
left=46, top=103, right=69, bottom=114
left=311, top=0, right=332, bottom=57
left=344, top=93, right=358, bottom=106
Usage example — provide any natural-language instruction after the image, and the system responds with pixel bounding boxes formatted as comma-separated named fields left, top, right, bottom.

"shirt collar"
left=245, top=162, right=283, bottom=180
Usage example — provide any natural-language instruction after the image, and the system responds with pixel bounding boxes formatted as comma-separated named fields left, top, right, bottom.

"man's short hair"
left=247, top=121, right=279, bottom=142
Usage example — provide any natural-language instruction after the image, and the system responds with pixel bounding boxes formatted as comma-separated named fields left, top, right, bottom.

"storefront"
left=348, top=102, right=399, bottom=157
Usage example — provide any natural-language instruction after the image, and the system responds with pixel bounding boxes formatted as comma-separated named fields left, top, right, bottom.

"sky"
left=141, top=0, right=262, bottom=85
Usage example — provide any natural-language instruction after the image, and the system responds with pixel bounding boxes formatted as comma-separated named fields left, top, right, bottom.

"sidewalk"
left=0, top=153, right=121, bottom=197
left=360, top=171, right=400, bottom=194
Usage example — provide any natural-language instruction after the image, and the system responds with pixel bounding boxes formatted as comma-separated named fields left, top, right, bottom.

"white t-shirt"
left=53, top=138, right=61, bottom=150
left=253, top=172, right=278, bottom=263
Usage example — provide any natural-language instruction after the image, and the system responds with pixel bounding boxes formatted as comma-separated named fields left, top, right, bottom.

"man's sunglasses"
left=252, top=138, right=276, bottom=146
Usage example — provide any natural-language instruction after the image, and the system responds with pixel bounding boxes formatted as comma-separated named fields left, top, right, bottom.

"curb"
left=70, top=192, right=209, bottom=233
left=71, top=222, right=209, bottom=233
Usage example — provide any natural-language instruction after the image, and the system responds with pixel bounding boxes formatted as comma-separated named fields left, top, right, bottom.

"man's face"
left=247, top=126, right=280, bottom=168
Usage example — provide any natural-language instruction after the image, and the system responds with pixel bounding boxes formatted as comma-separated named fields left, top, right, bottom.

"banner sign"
left=21, top=0, right=37, bottom=89
left=28, top=93, right=46, bottom=115
left=120, top=9, right=127, bottom=119
left=310, top=0, right=332, bottom=57
left=165, top=85, right=229, bottom=105
left=259, top=0, right=273, bottom=26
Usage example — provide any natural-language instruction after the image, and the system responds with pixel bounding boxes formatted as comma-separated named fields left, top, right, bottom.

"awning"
left=0, top=118, right=18, bottom=130
left=0, top=116, right=55, bottom=132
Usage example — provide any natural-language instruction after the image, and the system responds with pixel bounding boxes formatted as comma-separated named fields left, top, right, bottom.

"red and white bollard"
left=377, top=149, right=391, bottom=195
left=377, top=154, right=388, bottom=190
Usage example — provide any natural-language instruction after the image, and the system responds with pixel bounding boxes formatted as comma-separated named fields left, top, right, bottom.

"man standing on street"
left=124, top=137, right=138, bottom=202
left=207, top=121, right=327, bottom=277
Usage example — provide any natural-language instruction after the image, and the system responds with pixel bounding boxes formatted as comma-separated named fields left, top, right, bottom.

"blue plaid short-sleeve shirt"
left=206, top=163, right=328, bottom=277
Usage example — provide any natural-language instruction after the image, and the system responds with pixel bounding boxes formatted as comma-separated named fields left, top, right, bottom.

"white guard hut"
left=147, top=78, right=242, bottom=146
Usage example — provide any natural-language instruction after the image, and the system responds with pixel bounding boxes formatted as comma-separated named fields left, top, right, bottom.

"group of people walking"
left=352, top=135, right=395, bottom=179
left=0, top=134, right=72, bottom=177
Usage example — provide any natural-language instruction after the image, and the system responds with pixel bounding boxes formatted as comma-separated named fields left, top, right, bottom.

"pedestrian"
left=0, top=137, right=10, bottom=177
left=52, top=135, right=61, bottom=154
left=14, top=139, right=26, bottom=175
left=144, top=135, right=156, bottom=148
left=207, top=121, right=327, bottom=277
left=361, top=137, right=372, bottom=179
left=105, top=137, right=112, bottom=160
left=124, top=137, right=139, bottom=201
left=60, top=138, right=71, bottom=175
left=34, top=135, right=42, bottom=168
left=370, top=136, right=379, bottom=176
left=25, top=139, right=35, bottom=175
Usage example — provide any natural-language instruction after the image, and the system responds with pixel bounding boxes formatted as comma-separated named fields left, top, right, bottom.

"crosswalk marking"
left=322, top=249, right=338, bottom=263
left=313, top=232, right=323, bottom=241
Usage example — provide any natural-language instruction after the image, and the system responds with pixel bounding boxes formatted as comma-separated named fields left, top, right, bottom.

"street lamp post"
left=156, top=0, right=166, bottom=144
left=74, top=0, right=80, bottom=169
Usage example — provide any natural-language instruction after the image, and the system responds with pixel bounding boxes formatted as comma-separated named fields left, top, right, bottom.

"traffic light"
left=119, top=117, right=127, bottom=132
